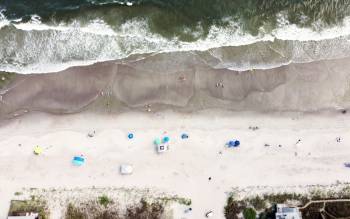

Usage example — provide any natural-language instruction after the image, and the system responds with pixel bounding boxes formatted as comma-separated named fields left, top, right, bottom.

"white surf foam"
left=272, top=14, right=350, bottom=41
left=0, top=10, right=9, bottom=30
left=1, top=14, right=350, bottom=74
left=227, top=61, right=293, bottom=72
left=12, top=15, right=116, bottom=35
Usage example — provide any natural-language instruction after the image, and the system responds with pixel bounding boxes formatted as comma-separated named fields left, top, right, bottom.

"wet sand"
left=1, top=54, right=350, bottom=120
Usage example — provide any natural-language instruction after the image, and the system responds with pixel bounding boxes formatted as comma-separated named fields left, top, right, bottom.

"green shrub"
left=14, top=192, right=22, bottom=196
left=126, top=199, right=164, bottom=219
left=94, top=210, right=120, bottom=219
left=179, top=198, right=192, bottom=206
left=65, top=203, right=87, bottom=219
left=243, top=208, right=256, bottom=219
left=248, top=196, right=266, bottom=210
left=98, top=195, right=111, bottom=208
left=224, top=196, right=246, bottom=219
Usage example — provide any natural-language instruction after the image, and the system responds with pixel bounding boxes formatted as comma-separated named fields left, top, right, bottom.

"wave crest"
left=0, top=14, right=350, bottom=73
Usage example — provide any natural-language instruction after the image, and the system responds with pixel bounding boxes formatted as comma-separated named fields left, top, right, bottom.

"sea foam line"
left=0, top=14, right=350, bottom=74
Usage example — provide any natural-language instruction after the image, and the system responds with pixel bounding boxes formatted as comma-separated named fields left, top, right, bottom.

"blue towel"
left=73, top=156, right=84, bottom=162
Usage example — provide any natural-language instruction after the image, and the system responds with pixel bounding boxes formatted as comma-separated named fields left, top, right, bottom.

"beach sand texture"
left=0, top=111, right=350, bottom=218
left=1, top=54, right=350, bottom=119
left=1, top=1, right=350, bottom=218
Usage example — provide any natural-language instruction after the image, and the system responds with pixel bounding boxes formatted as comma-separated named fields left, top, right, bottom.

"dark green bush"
left=243, top=208, right=256, bottom=219
left=98, top=195, right=112, bottom=208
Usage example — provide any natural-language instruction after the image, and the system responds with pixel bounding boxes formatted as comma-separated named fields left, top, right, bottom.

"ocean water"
left=2, top=1, right=350, bottom=115
left=0, top=0, right=350, bottom=73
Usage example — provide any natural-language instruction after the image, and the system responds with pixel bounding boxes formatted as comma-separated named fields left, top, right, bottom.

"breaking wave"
left=0, top=0, right=350, bottom=73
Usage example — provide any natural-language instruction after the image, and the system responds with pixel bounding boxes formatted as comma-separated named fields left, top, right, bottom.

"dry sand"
left=1, top=110, right=350, bottom=218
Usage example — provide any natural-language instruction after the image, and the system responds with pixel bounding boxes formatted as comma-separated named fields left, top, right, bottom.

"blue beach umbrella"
left=128, top=133, right=134, bottom=139
left=227, top=140, right=240, bottom=148
left=181, top=133, right=189, bottom=139
left=162, top=136, right=170, bottom=143
left=72, top=156, right=85, bottom=166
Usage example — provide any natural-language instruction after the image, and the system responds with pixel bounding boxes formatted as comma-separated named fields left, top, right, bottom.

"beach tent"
left=154, top=136, right=169, bottom=153
left=33, top=146, right=43, bottom=155
left=157, top=144, right=168, bottom=153
left=72, top=156, right=85, bottom=166
left=120, top=164, right=133, bottom=175
left=227, top=140, right=240, bottom=148
left=181, top=133, right=189, bottom=139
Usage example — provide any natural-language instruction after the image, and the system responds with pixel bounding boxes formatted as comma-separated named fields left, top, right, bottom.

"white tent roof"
left=120, top=164, right=133, bottom=174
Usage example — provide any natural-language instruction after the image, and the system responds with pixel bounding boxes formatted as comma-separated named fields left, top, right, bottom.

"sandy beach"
left=2, top=1, right=350, bottom=218
left=1, top=110, right=350, bottom=218
left=2, top=55, right=350, bottom=120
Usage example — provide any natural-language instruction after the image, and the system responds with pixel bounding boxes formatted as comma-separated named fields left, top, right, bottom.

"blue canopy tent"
left=227, top=140, right=240, bottom=148
left=72, top=156, right=85, bottom=166
left=181, top=133, right=189, bottom=139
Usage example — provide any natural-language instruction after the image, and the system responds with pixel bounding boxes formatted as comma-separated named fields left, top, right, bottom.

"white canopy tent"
left=120, top=164, right=133, bottom=175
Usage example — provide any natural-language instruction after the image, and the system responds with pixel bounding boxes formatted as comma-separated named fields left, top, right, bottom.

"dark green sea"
left=0, top=0, right=350, bottom=73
